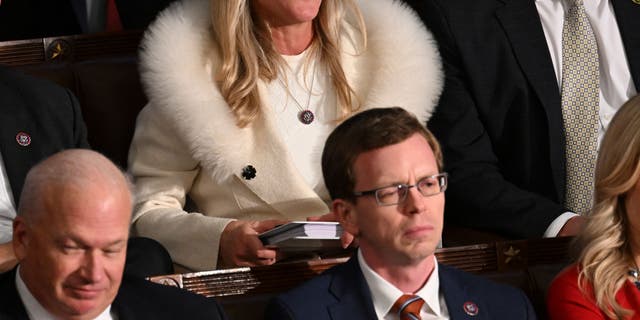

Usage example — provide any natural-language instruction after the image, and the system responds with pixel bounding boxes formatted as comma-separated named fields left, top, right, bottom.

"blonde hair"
left=576, top=95, right=640, bottom=319
left=210, top=0, right=366, bottom=128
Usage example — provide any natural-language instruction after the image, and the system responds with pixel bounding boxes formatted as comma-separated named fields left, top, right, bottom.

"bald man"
left=0, top=150, right=226, bottom=319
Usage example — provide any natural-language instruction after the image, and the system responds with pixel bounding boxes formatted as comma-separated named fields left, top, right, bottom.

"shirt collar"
left=357, top=249, right=443, bottom=318
left=15, top=266, right=114, bottom=320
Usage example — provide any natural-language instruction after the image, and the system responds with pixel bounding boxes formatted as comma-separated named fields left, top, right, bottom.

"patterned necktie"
left=391, top=294, right=425, bottom=320
left=561, top=0, right=599, bottom=214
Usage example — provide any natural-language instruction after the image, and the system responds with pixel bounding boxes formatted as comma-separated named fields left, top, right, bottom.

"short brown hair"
left=321, top=107, right=442, bottom=201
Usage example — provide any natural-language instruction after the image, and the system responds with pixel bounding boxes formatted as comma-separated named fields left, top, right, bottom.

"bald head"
left=13, top=149, right=133, bottom=320
left=17, top=149, right=132, bottom=224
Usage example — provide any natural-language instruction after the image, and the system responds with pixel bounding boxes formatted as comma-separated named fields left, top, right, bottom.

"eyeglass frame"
left=352, top=172, right=448, bottom=206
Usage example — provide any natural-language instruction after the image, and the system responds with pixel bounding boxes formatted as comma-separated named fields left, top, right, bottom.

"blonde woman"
left=128, top=0, right=442, bottom=271
left=547, top=95, right=640, bottom=319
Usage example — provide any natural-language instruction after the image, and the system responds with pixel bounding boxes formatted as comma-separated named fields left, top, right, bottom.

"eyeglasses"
left=353, top=173, right=448, bottom=206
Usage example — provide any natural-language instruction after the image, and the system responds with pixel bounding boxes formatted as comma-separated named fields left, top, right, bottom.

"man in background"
left=405, top=0, right=639, bottom=241
left=0, top=66, right=172, bottom=276
left=0, top=65, right=89, bottom=271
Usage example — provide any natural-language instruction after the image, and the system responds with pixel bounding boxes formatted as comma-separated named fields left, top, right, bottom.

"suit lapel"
left=439, top=265, right=487, bottom=320
left=495, top=0, right=566, bottom=201
left=611, top=0, right=640, bottom=90
left=327, top=257, right=378, bottom=320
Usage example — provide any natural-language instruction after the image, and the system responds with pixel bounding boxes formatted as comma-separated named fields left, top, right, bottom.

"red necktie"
left=105, top=0, right=123, bottom=32
left=391, top=294, right=425, bottom=320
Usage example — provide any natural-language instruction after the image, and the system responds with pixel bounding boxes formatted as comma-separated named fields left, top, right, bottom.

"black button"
left=241, top=165, right=256, bottom=180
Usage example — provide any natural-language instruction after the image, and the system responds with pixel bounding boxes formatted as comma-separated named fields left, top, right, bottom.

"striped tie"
left=561, top=0, right=600, bottom=214
left=391, top=294, right=425, bottom=320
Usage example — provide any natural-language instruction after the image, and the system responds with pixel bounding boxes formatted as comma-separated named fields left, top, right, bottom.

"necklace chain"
left=278, top=56, right=318, bottom=125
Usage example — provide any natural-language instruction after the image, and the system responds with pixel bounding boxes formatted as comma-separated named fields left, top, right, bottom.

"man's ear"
left=332, top=199, right=359, bottom=236
left=12, top=217, right=28, bottom=260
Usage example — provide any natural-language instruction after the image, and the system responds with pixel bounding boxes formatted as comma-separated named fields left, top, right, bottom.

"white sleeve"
left=543, top=212, right=578, bottom=237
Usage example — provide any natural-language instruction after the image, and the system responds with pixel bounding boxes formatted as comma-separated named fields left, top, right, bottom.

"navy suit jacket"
left=406, top=0, right=640, bottom=238
left=0, top=65, right=89, bottom=204
left=0, top=268, right=227, bottom=320
left=265, top=256, right=536, bottom=319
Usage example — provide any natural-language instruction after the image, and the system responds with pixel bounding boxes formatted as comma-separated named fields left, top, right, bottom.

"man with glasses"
left=265, top=107, right=536, bottom=319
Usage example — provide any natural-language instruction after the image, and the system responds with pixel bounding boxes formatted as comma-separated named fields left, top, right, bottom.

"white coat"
left=129, top=0, right=443, bottom=270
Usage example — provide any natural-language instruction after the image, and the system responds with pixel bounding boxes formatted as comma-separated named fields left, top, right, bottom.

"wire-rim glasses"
left=353, top=172, right=448, bottom=206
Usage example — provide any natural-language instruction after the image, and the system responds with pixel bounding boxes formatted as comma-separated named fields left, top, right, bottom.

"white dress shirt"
left=15, top=266, right=115, bottom=320
left=0, top=153, right=16, bottom=244
left=535, top=0, right=636, bottom=237
left=358, top=250, right=450, bottom=320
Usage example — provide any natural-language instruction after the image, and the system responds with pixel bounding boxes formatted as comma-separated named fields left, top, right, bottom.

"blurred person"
left=547, top=95, right=640, bottom=319
left=0, top=149, right=226, bottom=320
left=129, top=0, right=442, bottom=270
left=266, top=107, right=536, bottom=319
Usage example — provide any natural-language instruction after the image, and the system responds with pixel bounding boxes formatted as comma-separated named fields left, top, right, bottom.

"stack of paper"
left=259, top=221, right=343, bottom=252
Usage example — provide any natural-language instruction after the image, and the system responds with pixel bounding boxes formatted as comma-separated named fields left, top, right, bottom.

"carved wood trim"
left=149, top=237, right=572, bottom=298
left=0, top=31, right=142, bottom=66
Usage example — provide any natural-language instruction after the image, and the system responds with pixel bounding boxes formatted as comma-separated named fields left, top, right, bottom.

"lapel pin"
left=241, top=165, right=256, bottom=180
left=463, top=301, right=479, bottom=316
left=15, top=132, right=31, bottom=147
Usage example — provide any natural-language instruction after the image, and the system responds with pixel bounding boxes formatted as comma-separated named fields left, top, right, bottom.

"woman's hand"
left=307, top=213, right=356, bottom=249
left=218, top=219, right=287, bottom=268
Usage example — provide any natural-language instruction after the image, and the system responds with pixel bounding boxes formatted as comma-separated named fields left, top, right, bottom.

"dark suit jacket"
left=0, top=65, right=89, bottom=203
left=0, top=66, right=173, bottom=277
left=265, top=256, right=536, bottom=319
left=407, top=0, right=640, bottom=238
left=0, top=0, right=82, bottom=41
left=115, top=0, right=176, bottom=30
left=0, top=268, right=227, bottom=319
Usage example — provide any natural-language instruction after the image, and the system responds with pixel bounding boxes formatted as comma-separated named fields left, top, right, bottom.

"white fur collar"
left=139, top=0, right=442, bottom=182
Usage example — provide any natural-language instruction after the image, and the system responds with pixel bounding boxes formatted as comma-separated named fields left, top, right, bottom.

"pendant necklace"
left=278, top=57, right=318, bottom=125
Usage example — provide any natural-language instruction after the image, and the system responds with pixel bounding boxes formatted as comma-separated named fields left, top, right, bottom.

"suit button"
left=241, top=165, right=256, bottom=180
